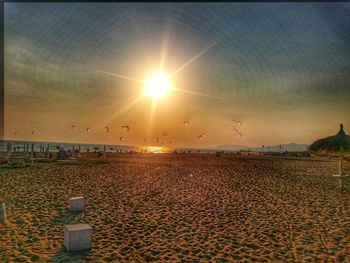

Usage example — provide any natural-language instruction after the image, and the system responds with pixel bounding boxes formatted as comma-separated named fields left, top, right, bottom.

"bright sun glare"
left=145, top=71, right=171, bottom=100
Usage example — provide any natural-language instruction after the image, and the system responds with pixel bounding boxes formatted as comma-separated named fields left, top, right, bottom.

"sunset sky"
left=4, top=3, right=350, bottom=148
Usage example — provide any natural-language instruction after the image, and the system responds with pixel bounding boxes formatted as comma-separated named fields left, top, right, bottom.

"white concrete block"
left=69, top=197, right=85, bottom=212
left=0, top=203, right=6, bottom=224
left=64, top=224, right=92, bottom=252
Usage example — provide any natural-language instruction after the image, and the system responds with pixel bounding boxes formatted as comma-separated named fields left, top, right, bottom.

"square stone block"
left=64, top=224, right=92, bottom=252
left=69, top=197, right=85, bottom=212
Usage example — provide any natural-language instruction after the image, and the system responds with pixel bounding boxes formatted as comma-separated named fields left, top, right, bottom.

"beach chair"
left=85, top=152, right=108, bottom=163
left=30, top=152, right=55, bottom=165
left=56, top=154, right=80, bottom=165
left=0, top=152, right=9, bottom=158
left=56, top=159, right=80, bottom=165
left=6, top=152, right=31, bottom=167
left=55, top=150, right=81, bottom=165
left=0, top=152, right=9, bottom=166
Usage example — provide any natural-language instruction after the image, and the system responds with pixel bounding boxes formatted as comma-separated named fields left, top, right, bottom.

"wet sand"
left=1, top=154, right=350, bottom=262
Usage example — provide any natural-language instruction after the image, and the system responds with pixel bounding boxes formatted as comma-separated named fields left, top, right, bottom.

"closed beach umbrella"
left=7, top=143, right=11, bottom=153
left=309, top=123, right=350, bottom=188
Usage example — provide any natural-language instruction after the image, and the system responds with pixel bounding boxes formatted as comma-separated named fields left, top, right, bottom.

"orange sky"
left=4, top=3, right=350, bottom=148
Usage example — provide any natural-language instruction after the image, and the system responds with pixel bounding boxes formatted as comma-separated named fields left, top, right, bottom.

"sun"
left=145, top=71, right=171, bottom=100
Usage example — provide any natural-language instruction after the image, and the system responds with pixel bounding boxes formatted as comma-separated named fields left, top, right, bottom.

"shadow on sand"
left=47, top=211, right=91, bottom=262
left=47, top=246, right=91, bottom=263
left=50, top=211, right=79, bottom=227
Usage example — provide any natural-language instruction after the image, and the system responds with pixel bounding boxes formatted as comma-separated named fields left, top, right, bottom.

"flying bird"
left=105, top=126, right=110, bottom=133
left=197, top=134, right=205, bottom=140
left=232, top=119, right=243, bottom=126
left=122, top=125, right=130, bottom=132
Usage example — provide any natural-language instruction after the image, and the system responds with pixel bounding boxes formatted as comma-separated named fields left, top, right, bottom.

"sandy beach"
left=1, top=154, right=350, bottom=262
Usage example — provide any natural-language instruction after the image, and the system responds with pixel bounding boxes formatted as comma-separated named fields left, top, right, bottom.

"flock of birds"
left=13, top=119, right=244, bottom=145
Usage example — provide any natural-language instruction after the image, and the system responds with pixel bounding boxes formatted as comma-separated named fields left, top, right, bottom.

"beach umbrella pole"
left=0, top=202, right=6, bottom=224
left=31, top=143, right=34, bottom=160
left=339, top=148, right=343, bottom=189
left=334, top=146, right=345, bottom=189
left=339, top=148, right=343, bottom=177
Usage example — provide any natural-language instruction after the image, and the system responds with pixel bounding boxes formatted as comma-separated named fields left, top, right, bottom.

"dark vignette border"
left=1, top=2, right=3, bottom=140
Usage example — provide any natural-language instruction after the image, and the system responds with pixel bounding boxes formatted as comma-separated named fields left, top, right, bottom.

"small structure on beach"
left=69, top=197, right=85, bottom=212
left=0, top=202, right=6, bottom=224
left=309, top=123, right=350, bottom=189
left=64, top=224, right=92, bottom=252
left=6, top=152, right=31, bottom=167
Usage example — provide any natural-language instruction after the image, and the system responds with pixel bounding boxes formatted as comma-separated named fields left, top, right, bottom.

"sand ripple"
left=1, top=154, right=350, bottom=262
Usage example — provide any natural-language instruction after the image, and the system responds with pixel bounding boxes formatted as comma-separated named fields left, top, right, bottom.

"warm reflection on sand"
left=139, top=146, right=172, bottom=153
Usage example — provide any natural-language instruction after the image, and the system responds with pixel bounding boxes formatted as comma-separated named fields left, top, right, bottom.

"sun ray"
left=95, top=69, right=145, bottom=83
left=147, top=99, right=158, bottom=138
left=94, top=95, right=145, bottom=129
left=169, top=41, right=217, bottom=78
left=172, top=87, right=229, bottom=101
left=159, top=35, right=169, bottom=72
